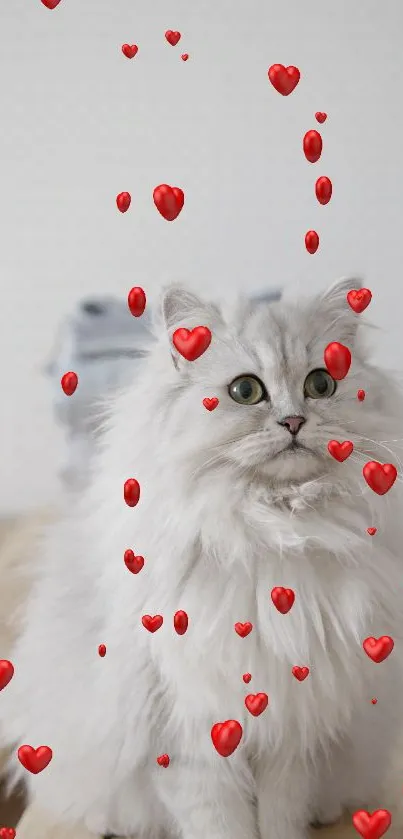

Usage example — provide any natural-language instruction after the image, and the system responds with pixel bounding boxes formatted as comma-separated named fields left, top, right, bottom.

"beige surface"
left=0, top=513, right=401, bottom=838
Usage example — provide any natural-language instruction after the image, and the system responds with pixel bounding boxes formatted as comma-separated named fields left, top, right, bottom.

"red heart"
left=41, top=0, right=61, bottom=8
left=292, top=666, right=310, bottom=682
left=303, top=130, right=323, bottom=163
left=363, top=636, right=394, bottom=663
left=347, top=288, right=372, bottom=314
left=305, top=230, right=319, bottom=254
left=156, top=753, right=170, bottom=767
left=17, top=745, right=52, bottom=774
left=0, top=660, right=14, bottom=692
left=153, top=184, right=184, bottom=221
left=165, top=30, right=181, bottom=46
left=367, top=527, right=377, bottom=536
left=124, top=478, right=141, bottom=507
left=270, top=587, right=295, bottom=614
left=181, top=53, right=189, bottom=62
left=172, top=326, right=212, bottom=361
left=352, top=808, right=391, bottom=839
left=244, top=693, right=269, bottom=717
left=0, top=830, right=16, bottom=839
left=327, top=440, right=354, bottom=462
left=234, top=622, right=253, bottom=638
left=121, top=44, right=138, bottom=59
left=61, top=372, right=78, bottom=396
left=174, top=610, right=189, bottom=635
left=242, top=673, right=252, bottom=684
left=315, top=176, right=333, bottom=205
left=98, top=644, right=106, bottom=657
left=142, top=615, right=163, bottom=633
left=116, top=192, right=131, bottom=213
left=211, top=720, right=243, bottom=757
left=324, top=341, right=352, bottom=381
left=268, top=64, right=300, bottom=96
left=128, top=287, right=146, bottom=318
left=315, top=112, right=327, bottom=124
left=357, top=389, right=366, bottom=402
left=203, top=397, right=219, bottom=411
left=124, top=549, right=144, bottom=574
left=363, top=462, right=397, bottom=496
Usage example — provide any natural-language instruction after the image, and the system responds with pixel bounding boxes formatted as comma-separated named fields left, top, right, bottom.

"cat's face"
left=151, top=280, right=389, bottom=491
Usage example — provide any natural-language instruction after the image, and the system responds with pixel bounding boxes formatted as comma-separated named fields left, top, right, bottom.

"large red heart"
left=41, top=0, right=62, bottom=8
left=0, top=829, right=16, bottom=839
left=347, top=288, right=372, bottom=314
left=362, top=462, right=397, bottom=495
left=324, top=341, right=352, bottom=380
left=165, top=30, right=181, bottom=46
left=352, top=808, right=391, bottom=839
left=234, top=621, right=253, bottom=638
left=244, top=693, right=269, bottom=717
left=327, top=440, right=354, bottom=462
left=363, top=636, right=394, bottom=663
left=121, top=44, right=138, bottom=59
left=292, top=666, right=310, bottom=682
left=124, top=549, right=144, bottom=574
left=172, top=326, right=212, bottom=361
left=211, top=720, right=243, bottom=757
left=142, top=615, right=163, bottom=633
left=270, top=587, right=295, bottom=614
left=17, top=745, right=52, bottom=774
left=0, top=660, right=14, bottom=691
left=268, top=64, right=300, bottom=96
left=153, top=184, right=184, bottom=221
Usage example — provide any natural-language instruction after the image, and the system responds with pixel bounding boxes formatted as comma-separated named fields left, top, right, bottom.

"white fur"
left=2, top=279, right=403, bottom=839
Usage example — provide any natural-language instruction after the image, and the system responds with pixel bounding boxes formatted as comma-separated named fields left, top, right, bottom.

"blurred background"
left=0, top=0, right=402, bottom=514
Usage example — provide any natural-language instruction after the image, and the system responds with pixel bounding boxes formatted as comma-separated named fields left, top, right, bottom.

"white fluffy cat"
left=2, top=279, right=403, bottom=839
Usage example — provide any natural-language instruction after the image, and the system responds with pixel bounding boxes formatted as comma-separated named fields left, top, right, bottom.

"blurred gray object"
left=47, top=288, right=282, bottom=489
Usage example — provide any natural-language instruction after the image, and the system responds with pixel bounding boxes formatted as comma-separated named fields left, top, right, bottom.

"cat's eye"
left=228, top=375, right=267, bottom=405
left=304, top=368, right=337, bottom=399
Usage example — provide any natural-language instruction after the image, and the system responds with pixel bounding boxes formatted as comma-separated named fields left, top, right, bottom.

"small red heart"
left=268, top=64, right=300, bottom=96
left=315, top=176, right=333, bottom=205
left=367, top=527, right=377, bottom=536
left=327, top=440, right=354, bottom=462
left=142, top=615, right=163, bottom=633
left=181, top=53, right=189, bottom=61
left=292, top=666, right=310, bottom=682
left=234, top=622, right=253, bottom=638
left=17, top=745, right=52, bottom=774
left=245, top=693, right=269, bottom=717
left=363, top=636, right=394, bottom=663
left=165, top=30, right=181, bottom=46
left=128, top=287, right=146, bottom=317
left=242, top=673, right=252, bottom=684
left=324, top=341, right=352, bottom=380
left=41, top=0, right=61, bottom=8
left=203, top=397, right=219, bottom=411
left=347, top=288, right=372, bottom=314
left=303, top=130, right=323, bottom=164
left=315, top=112, right=327, bottom=124
left=157, top=753, right=170, bottom=767
left=153, top=184, right=184, bottom=221
left=116, top=192, right=131, bottom=213
left=124, top=550, right=144, bottom=574
left=305, top=230, right=319, bottom=254
left=352, top=808, right=391, bottom=839
left=0, top=660, right=14, bottom=692
left=61, top=372, right=78, bottom=396
left=172, top=326, right=212, bottom=362
left=270, top=587, right=295, bottom=614
left=211, top=720, right=243, bottom=757
left=98, top=644, right=106, bottom=657
left=363, top=462, right=397, bottom=496
left=0, top=829, right=16, bottom=839
left=124, top=478, right=141, bottom=507
left=174, top=610, right=189, bottom=635
left=122, top=44, right=138, bottom=59
left=357, top=389, right=366, bottom=402
left=371, top=698, right=378, bottom=705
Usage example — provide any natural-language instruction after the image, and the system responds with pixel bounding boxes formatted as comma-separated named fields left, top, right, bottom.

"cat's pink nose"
left=278, top=416, right=306, bottom=435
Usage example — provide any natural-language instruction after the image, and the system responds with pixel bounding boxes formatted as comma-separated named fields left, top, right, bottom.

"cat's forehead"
left=238, top=302, right=313, bottom=373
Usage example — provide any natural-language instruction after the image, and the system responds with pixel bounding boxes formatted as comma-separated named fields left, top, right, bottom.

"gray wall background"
left=0, top=0, right=402, bottom=512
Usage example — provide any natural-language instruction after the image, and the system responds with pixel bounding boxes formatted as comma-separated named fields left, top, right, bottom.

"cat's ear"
left=159, top=283, right=224, bottom=369
left=315, top=277, right=365, bottom=346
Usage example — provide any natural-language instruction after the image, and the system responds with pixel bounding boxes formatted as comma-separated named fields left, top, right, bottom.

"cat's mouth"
left=279, top=440, right=314, bottom=456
